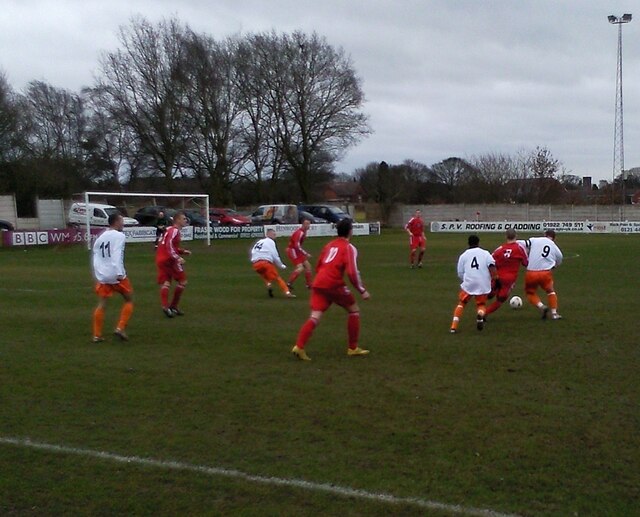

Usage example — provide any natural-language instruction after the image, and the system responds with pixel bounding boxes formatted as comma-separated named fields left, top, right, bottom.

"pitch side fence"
left=2, top=222, right=382, bottom=247
left=390, top=204, right=640, bottom=227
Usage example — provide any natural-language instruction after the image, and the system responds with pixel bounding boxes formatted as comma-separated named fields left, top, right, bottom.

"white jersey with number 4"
left=250, top=237, right=285, bottom=268
left=526, top=237, right=563, bottom=271
left=457, top=247, right=495, bottom=295
left=92, top=229, right=126, bottom=284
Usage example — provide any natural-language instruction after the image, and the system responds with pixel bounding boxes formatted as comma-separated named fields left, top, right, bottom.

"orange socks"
left=276, top=276, right=289, bottom=294
left=450, top=303, right=464, bottom=331
left=117, top=301, right=134, bottom=331
left=93, top=306, right=105, bottom=338
left=94, top=301, right=134, bottom=338
left=526, top=290, right=541, bottom=307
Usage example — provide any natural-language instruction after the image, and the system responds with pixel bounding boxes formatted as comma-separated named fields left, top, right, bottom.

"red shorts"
left=286, top=248, right=307, bottom=266
left=156, top=259, right=186, bottom=284
left=95, top=278, right=133, bottom=298
left=494, top=275, right=517, bottom=300
left=410, top=235, right=426, bottom=250
left=310, top=286, right=356, bottom=312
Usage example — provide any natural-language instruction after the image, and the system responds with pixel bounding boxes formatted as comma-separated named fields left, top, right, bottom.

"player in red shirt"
left=286, top=218, right=312, bottom=290
left=485, top=229, right=529, bottom=316
left=292, top=219, right=371, bottom=361
left=156, top=211, right=191, bottom=317
left=405, top=209, right=426, bottom=268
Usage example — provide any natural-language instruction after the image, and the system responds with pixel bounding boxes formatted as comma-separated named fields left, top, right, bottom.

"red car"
left=209, top=208, right=251, bottom=226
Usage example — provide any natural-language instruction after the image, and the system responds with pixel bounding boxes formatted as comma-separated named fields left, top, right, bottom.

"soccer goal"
left=82, top=191, right=210, bottom=249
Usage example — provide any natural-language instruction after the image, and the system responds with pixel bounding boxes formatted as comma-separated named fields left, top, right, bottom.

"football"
left=509, top=296, right=523, bottom=309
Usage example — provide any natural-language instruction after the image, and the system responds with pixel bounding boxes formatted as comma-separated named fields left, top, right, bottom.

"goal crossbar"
left=83, top=191, right=210, bottom=249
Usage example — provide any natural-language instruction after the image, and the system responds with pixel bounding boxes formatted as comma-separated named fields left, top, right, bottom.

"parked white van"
left=68, top=203, right=139, bottom=228
left=250, top=204, right=299, bottom=225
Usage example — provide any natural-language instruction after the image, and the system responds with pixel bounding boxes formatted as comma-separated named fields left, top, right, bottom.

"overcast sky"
left=2, top=0, right=639, bottom=182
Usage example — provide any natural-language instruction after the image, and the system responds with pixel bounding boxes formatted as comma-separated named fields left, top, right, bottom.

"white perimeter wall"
left=0, top=195, right=17, bottom=226
left=390, top=204, right=640, bottom=227
left=37, top=199, right=66, bottom=229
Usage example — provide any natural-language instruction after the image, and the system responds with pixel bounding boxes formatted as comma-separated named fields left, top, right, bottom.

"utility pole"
left=608, top=13, right=632, bottom=213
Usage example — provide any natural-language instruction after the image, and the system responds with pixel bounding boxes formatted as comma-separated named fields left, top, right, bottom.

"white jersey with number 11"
left=93, top=229, right=126, bottom=284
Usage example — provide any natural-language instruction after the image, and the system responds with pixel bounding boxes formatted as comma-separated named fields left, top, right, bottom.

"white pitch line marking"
left=0, top=287, right=82, bottom=293
left=0, top=436, right=520, bottom=517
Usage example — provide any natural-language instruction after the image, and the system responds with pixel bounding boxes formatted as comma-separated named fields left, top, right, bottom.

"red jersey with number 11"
left=313, top=237, right=366, bottom=294
left=492, top=242, right=528, bottom=280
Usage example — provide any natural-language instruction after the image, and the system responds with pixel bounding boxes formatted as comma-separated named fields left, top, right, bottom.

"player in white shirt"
left=91, top=213, right=134, bottom=342
left=250, top=229, right=295, bottom=298
left=523, top=229, right=563, bottom=320
left=450, top=234, right=498, bottom=333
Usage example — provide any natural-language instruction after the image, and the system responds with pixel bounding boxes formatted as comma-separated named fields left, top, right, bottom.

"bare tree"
left=429, top=157, right=475, bottom=202
left=529, top=146, right=560, bottom=179
left=21, top=80, right=88, bottom=162
left=356, top=161, right=407, bottom=222
left=4, top=80, right=94, bottom=204
left=467, top=152, right=519, bottom=202
left=251, top=31, right=370, bottom=201
left=181, top=33, right=243, bottom=203
left=83, top=86, right=150, bottom=187
left=527, top=146, right=565, bottom=203
left=96, top=16, right=191, bottom=191
left=0, top=72, right=21, bottom=162
left=235, top=35, right=286, bottom=202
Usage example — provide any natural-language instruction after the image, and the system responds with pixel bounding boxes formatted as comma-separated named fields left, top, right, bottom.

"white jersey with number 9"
left=526, top=236, right=563, bottom=271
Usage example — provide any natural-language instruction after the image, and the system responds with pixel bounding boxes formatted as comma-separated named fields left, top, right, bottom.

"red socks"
left=288, top=270, right=300, bottom=284
left=296, top=318, right=318, bottom=349
left=160, top=285, right=170, bottom=308
left=171, top=284, right=185, bottom=308
left=348, top=312, right=360, bottom=349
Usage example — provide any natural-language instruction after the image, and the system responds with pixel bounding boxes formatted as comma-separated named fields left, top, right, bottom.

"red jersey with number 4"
left=156, top=226, right=185, bottom=264
left=405, top=217, right=424, bottom=236
left=313, top=237, right=366, bottom=294
left=492, top=242, right=528, bottom=280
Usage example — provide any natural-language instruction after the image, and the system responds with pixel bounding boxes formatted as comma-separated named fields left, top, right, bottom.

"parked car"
left=297, top=204, right=351, bottom=224
left=0, top=219, right=15, bottom=231
left=298, top=210, right=327, bottom=224
left=133, top=206, right=177, bottom=226
left=68, top=203, right=139, bottom=228
left=209, top=208, right=251, bottom=226
left=183, top=209, right=208, bottom=227
left=251, top=204, right=298, bottom=225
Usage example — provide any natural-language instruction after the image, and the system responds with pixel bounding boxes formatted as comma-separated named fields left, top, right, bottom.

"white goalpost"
left=83, top=191, right=210, bottom=249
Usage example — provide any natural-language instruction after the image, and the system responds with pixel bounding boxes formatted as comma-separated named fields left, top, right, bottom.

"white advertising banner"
left=599, top=221, right=640, bottom=234
left=430, top=221, right=587, bottom=233
left=430, top=220, right=640, bottom=234
left=122, top=226, right=193, bottom=243
left=264, top=222, right=381, bottom=238
left=2, top=223, right=381, bottom=247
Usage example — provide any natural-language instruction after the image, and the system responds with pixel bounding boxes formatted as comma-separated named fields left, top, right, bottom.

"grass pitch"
left=0, top=230, right=639, bottom=516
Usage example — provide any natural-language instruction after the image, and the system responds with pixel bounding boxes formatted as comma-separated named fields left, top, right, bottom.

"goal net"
left=81, top=191, right=210, bottom=249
